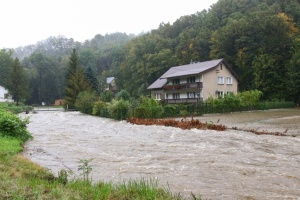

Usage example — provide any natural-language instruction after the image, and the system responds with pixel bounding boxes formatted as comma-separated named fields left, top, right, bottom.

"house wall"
left=150, top=89, right=164, bottom=100
left=0, top=86, right=6, bottom=101
left=202, top=63, right=238, bottom=100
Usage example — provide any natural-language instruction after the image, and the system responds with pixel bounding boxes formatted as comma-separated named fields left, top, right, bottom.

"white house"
left=148, top=58, right=239, bottom=103
left=0, top=85, right=9, bottom=102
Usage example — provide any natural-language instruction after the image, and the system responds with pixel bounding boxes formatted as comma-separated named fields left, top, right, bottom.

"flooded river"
left=22, top=109, right=300, bottom=199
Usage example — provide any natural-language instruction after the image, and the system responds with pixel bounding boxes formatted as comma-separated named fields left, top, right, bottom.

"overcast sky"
left=0, top=0, right=218, bottom=49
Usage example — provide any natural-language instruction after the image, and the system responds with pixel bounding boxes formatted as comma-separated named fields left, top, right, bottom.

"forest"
left=0, top=0, right=300, bottom=105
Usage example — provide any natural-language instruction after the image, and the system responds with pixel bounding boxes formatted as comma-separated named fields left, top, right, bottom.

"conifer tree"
left=85, top=66, right=99, bottom=94
left=6, top=58, right=29, bottom=105
left=64, top=49, right=92, bottom=109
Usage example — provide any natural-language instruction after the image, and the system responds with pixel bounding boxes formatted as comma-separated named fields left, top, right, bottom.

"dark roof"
left=148, top=58, right=224, bottom=89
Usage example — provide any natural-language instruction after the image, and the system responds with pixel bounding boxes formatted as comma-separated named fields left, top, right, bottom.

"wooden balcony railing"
left=163, top=82, right=202, bottom=91
left=164, top=98, right=203, bottom=104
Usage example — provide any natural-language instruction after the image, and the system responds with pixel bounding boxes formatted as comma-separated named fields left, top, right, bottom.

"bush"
left=116, top=89, right=130, bottom=101
left=0, top=110, right=32, bottom=142
left=92, top=100, right=110, bottom=118
left=100, top=91, right=114, bottom=102
left=75, top=91, right=98, bottom=114
left=0, top=102, right=32, bottom=114
left=134, top=96, right=163, bottom=118
left=162, top=104, right=180, bottom=117
left=107, top=99, right=130, bottom=120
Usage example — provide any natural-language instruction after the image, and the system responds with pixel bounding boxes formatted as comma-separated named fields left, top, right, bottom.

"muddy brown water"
left=21, top=109, right=300, bottom=199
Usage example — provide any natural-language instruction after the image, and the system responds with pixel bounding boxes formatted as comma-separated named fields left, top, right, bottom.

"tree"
left=286, top=38, right=300, bottom=103
left=24, top=52, right=63, bottom=105
left=6, top=58, right=29, bottom=105
left=0, top=49, right=14, bottom=86
left=85, top=66, right=99, bottom=93
left=64, top=49, right=92, bottom=109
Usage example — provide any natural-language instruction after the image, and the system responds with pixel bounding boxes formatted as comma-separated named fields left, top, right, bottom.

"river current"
left=21, top=111, right=300, bottom=199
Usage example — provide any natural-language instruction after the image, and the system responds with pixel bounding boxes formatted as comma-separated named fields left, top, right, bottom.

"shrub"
left=92, top=100, right=110, bottom=118
left=134, top=96, right=163, bottom=118
left=0, top=110, right=32, bottom=142
left=75, top=91, right=98, bottom=114
left=100, top=91, right=114, bottom=102
left=0, top=102, right=32, bottom=114
left=162, top=104, right=180, bottom=117
left=238, top=90, right=263, bottom=107
left=107, top=99, right=130, bottom=120
left=116, top=89, right=130, bottom=101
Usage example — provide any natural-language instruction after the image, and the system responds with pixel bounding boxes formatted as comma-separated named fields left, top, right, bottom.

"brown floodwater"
left=21, top=109, right=300, bottom=199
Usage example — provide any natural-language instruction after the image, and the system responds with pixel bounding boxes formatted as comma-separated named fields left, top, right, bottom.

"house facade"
left=0, top=85, right=10, bottom=102
left=147, top=58, right=239, bottom=104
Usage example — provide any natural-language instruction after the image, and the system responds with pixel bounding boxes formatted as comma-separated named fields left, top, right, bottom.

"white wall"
left=0, top=85, right=8, bottom=102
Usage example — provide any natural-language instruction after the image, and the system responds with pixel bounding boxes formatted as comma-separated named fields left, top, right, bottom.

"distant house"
left=53, top=99, right=64, bottom=106
left=147, top=58, right=239, bottom=104
left=106, top=77, right=117, bottom=92
left=0, top=85, right=12, bottom=102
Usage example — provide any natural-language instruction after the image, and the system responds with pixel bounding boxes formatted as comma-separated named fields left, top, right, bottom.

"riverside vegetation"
left=76, top=89, right=294, bottom=121
left=0, top=102, right=200, bottom=199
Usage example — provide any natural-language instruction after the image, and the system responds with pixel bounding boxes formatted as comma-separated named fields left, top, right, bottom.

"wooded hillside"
left=1, top=0, right=299, bottom=104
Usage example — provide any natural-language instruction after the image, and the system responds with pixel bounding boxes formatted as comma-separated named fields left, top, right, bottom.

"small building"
left=106, top=77, right=117, bottom=92
left=148, top=58, right=239, bottom=104
left=53, top=99, right=64, bottom=106
left=0, top=85, right=12, bottom=102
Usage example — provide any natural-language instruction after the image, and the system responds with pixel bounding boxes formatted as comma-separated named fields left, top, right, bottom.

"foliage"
left=92, top=100, right=110, bottom=117
left=0, top=49, right=14, bottom=86
left=0, top=109, right=32, bottom=142
left=74, top=91, right=98, bottom=114
left=286, top=37, right=300, bottom=103
left=116, top=89, right=130, bottom=100
left=100, top=90, right=114, bottom=102
left=78, top=158, right=94, bottom=182
left=107, top=99, right=130, bottom=120
left=64, top=49, right=93, bottom=109
left=23, top=52, right=63, bottom=105
left=237, top=90, right=263, bottom=107
left=0, top=102, right=32, bottom=114
left=134, top=96, right=163, bottom=118
left=85, top=67, right=99, bottom=94
left=5, top=58, right=29, bottom=105
left=2, top=0, right=300, bottom=103
left=162, top=104, right=180, bottom=117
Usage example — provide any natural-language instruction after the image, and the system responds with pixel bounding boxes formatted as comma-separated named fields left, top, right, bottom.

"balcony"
left=164, top=98, right=203, bottom=104
left=163, top=82, right=203, bottom=91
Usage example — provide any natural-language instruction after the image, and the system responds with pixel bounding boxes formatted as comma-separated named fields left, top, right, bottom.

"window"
left=216, top=90, right=224, bottom=98
left=226, top=77, right=233, bottom=84
left=155, top=93, right=161, bottom=100
left=187, top=76, right=195, bottom=83
left=173, top=93, right=180, bottom=99
left=217, top=76, right=224, bottom=84
left=172, top=78, right=180, bottom=85
left=187, top=92, right=196, bottom=98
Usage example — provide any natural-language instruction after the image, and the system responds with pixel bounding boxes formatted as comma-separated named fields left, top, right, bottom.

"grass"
left=0, top=137, right=194, bottom=199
